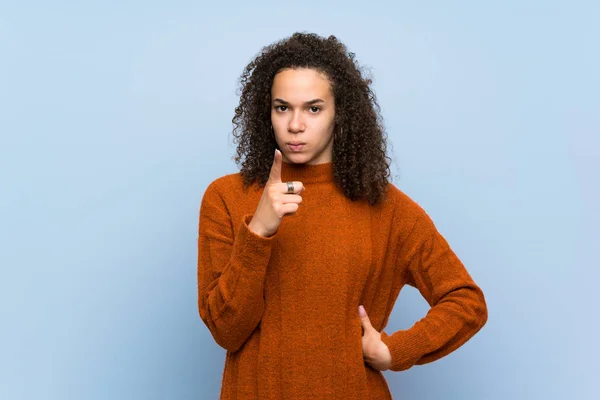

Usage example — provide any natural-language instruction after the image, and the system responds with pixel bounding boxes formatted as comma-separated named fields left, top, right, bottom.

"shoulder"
left=201, top=171, right=261, bottom=210
left=383, top=183, right=437, bottom=238
left=204, top=171, right=245, bottom=196
left=384, top=183, right=428, bottom=218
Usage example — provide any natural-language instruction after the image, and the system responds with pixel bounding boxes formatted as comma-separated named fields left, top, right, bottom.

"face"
left=271, top=68, right=336, bottom=165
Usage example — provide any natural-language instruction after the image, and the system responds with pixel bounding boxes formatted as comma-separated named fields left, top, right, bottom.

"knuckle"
left=274, top=205, right=283, bottom=217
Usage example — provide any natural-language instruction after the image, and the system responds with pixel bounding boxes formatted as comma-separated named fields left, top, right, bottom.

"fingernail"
left=359, top=305, right=366, bottom=317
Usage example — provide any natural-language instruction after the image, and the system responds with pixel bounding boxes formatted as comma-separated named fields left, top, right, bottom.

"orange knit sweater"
left=197, top=161, right=487, bottom=399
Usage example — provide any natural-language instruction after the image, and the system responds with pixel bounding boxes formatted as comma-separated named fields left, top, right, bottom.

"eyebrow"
left=273, top=98, right=325, bottom=106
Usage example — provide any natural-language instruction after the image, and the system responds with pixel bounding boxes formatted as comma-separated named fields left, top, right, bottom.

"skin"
left=262, top=67, right=393, bottom=370
left=233, top=33, right=391, bottom=206
left=270, top=68, right=336, bottom=165
left=359, top=305, right=392, bottom=371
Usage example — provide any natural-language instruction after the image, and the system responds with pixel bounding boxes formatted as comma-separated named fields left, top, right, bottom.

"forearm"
left=383, top=206, right=488, bottom=371
left=198, top=214, right=273, bottom=352
left=381, top=282, right=487, bottom=371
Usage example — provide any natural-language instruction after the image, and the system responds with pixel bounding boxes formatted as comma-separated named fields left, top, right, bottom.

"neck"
left=280, top=161, right=334, bottom=184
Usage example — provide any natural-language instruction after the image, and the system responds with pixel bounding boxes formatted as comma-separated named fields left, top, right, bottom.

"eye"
left=309, top=106, right=321, bottom=113
left=275, top=105, right=288, bottom=112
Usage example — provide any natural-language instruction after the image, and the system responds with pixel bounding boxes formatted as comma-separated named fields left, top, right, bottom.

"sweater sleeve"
left=380, top=210, right=488, bottom=372
left=197, top=182, right=274, bottom=352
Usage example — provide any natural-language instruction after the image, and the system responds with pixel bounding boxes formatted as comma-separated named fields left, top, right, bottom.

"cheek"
left=318, top=122, right=335, bottom=139
left=270, top=117, right=283, bottom=134
left=309, top=115, right=334, bottom=131
left=271, top=113, right=288, bottom=128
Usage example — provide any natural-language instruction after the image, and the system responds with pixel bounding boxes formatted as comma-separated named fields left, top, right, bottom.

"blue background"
left=1, top=1, right=598, bottom=399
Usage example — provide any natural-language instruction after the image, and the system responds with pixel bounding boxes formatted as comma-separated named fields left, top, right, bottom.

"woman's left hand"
left=359, top=305, right=392, bottom=371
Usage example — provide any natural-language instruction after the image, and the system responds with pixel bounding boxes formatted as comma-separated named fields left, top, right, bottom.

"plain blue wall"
left=1, top=1, right=598, bottom=399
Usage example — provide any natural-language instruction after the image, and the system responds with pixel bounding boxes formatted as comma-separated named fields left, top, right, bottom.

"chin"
left=283, top=152, right=311, bottom=164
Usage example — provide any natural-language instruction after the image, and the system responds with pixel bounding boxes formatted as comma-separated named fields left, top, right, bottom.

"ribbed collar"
left=280, top=161, right=334, bottom=184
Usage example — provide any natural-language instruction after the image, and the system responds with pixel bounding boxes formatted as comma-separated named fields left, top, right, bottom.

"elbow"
left=198, top=301, right=260, bottom=353
left=472, top=289, right=488, bottom=332
left=480, top=298, right=488, bottom=330
left=212, top=329, right=248, bottom=353
left=455, top=285, right=488, bottom=335
left=206, top=316, right=258, bottom=353
left=199, top=311, right=247, bottom=352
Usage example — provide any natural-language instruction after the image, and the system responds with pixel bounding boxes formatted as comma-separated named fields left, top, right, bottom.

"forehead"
left=271, top=68, right=333, bottom=100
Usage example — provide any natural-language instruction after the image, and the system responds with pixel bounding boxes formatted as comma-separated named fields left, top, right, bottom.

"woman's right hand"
left=248, top=149, right=304, bottom=237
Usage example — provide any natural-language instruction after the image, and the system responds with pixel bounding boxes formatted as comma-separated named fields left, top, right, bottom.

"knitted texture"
left=197, top=161, right=487, bottom=399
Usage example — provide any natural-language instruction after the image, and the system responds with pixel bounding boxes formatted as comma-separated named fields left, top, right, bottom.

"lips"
left=287, top=142, right=305, bottom=152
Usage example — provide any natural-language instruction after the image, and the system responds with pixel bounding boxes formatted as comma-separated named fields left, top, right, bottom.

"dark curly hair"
left=232, top=32, right=392, bottom=205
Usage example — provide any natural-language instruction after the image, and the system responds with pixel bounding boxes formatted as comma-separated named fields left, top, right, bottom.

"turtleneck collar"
left=280, top=161, right=334, bottom=184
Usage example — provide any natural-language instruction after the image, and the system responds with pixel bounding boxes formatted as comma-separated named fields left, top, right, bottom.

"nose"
left=288, top=110, right=305, bottom=133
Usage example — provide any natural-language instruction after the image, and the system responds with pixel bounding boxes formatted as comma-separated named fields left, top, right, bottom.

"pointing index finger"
left=269, top=149, right=283, bottom=183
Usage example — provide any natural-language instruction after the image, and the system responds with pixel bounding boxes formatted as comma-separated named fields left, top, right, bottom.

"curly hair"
left=232, top=32, right=391, bottom=205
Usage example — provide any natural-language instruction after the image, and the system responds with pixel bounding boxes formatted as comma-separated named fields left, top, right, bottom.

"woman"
left=197, top=32, right=487, bottom=399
